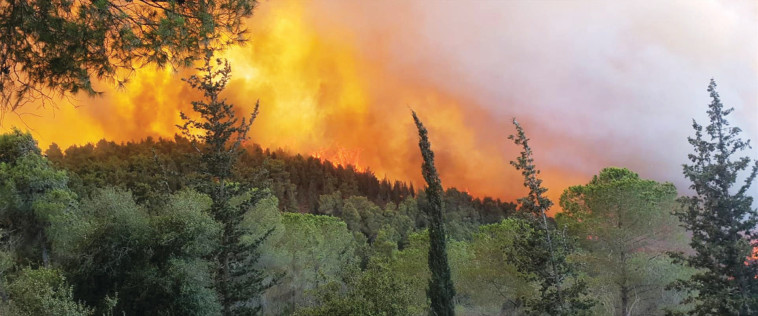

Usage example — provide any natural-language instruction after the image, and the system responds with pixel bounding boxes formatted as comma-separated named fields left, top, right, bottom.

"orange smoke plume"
left=1, top=0, right=587, bottom=209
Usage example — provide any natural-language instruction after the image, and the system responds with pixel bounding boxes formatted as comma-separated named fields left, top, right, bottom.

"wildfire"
left=311, top=147, right=364, bottom=172
left=0, top=0, right=586, bottom=207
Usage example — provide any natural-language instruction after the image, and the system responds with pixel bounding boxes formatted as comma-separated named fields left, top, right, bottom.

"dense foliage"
left=558, top=167, right=691, bottom=315
left=44, top=137, right=515, bottom=242
left=177, top=55, right=273, bottom=315
left=670, top=80, right=758, bottom=315
left=0, top=0, right=257, bottom=110
left=0, top=78, right=752, bottom=315
left=508, top=119, right=593, bottom=315
left=412, top=111, right=455, bottom=316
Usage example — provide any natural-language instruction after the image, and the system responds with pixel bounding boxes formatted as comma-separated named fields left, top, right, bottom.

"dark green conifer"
left=179, top=54, right=273, bottom=315
left=509, top=118, right=593, bottom=315
left=670, top=79, right=758, bottom=315
left=411, top=111, right=455, bottom=316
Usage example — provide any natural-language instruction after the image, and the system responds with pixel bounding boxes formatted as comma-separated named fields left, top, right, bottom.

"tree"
left=0, top=129, right=76, bottom=267
left=0, top=0, right=257, bottom=111
left=178, top=54, right=273, bottom=315
left=670, top=79, right=758, bottom=315
left=457, top=219, right=535, bottom=314
left=51, top=188, right=222, bottom=315
left=558, top=167, right=689, bottom=315
left=262, top=213, right=357, bottom=314
left=4, top=267, right=93, bottom=316
left=508, top=118, right=593, bottom=315
left=411, top=111, right=455, bottom=316
left=294, top=244, right=417, bottom=316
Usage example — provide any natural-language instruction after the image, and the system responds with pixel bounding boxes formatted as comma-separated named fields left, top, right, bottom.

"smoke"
left=304, top=0, right=758, bottom=201
left=3, top=0, right=757, bottom=207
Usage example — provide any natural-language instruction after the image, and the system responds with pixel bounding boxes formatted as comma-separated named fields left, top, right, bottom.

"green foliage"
left=456, top=219, right=535, bottom=314
left=387, top=230, right=480, bottom=315
left=412, top=111, right=456, bottom=316
left=508, top=120, right=552, bottom=217
left=178, top=54, right=273, bottom=315
left=0, top=0, right=257, bottom=110
left=295, top=260, right=417, bottom=316
left=509, top=118, right=593, bottom=315
left=240, top=191, right=283, bottom=246
left=1, top=99, right=725, bottom=315
left=670, top=79, right=758, bottom=315
left=53, top=187, right=222, bottom=315
left=0, top=129, right=75, bottom=267
left=0, top=130, right=41, bottom=163
left=391, top=231, right=434, bottom=312
left=317, top=194, right=417, bottom=247
left=5, top=267, right=92, bottom=316
left=558, top=167, right=690, bottom=315
left=179, top=56, right=257, bottom=182
left=47, top=134, right=510, bottom=227
left=47, top=136, right=203, bottom=207
left=296, top=226, right=488, bottom=316
left=262, top=212, right=357, bottom=314
left=152, top=189, right=221, bottom=258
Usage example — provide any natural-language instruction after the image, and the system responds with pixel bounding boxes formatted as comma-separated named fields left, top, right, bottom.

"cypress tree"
left=411, top=111, right=455, bottom=316
left=509, top=118, right=593, bottom=315
left=670, top=79, right=758, bottom=315
left=179, top=54, right=273, bottom=315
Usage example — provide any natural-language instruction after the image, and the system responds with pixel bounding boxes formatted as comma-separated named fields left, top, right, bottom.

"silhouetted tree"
left=670, top=79, right=758, bottom=315
left=412, top=111, right=455, bottom=316
left=509, top=118, right=593, bottom=315
left=179, top=54, right=272, bottom=315
left=0, top=0, right=257, bottom=111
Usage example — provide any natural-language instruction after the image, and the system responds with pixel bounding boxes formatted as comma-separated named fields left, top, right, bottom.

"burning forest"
left=0, top=0, right=756, bottom=315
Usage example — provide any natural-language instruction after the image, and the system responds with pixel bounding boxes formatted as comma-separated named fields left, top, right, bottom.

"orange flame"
left=311, top=147, right=364, bottom=172
left=1, top=0, right=588, bottom=209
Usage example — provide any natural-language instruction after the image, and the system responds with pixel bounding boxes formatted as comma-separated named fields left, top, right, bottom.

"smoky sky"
left=303, top=0, right=758, bottom=201
left=4, top=0, right=756, bottom=207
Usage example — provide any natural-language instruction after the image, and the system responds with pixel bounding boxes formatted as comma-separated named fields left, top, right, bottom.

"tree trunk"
left=222, top=252, right=230, bottom=315
left=540, top=209, right=563, bottom=312
left=619, top=250, right=628, bottom=316
left=620, top=284, right=628, bottom=316
left=40, top=230, right=49, bottom=267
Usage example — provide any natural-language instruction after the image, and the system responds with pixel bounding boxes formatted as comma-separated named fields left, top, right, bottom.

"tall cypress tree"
left=412, top=111, right=456, bottom=316
left=670, top=79, right=758, bottom=315
left=509, top=118, right=592, bottom=315
left=179, top=54, right=273, bottom=315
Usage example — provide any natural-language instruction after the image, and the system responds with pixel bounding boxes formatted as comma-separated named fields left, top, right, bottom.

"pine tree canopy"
left=0, top=0, right=256, bottom=111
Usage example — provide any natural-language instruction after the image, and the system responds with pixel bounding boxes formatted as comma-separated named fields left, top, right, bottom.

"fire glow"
left=2, top=0, right=591, bottom=207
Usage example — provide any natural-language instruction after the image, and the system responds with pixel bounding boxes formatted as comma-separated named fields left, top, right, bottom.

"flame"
left=311, top=147, right=364, bottom=171
left=1, top=0, right=588, bottom=209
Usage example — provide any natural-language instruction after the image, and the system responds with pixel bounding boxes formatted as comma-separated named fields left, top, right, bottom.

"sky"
left=3, top=0, right=757, bottom=207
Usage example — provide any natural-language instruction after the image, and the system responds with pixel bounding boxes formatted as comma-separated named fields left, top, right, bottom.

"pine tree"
left=179, top=54, right=273, bottom=315
left=559, top=167, right=685, bottom=315
left=509, top=118, right=593, bottom=315
left=0, top=0, right=257, bottom=111
left=670, top=79, right=758, bottom=315
left=411, top=111, right=455, bottom=316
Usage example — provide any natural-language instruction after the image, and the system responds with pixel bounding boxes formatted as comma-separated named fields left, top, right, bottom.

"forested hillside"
left=1, top=66, right=756, bottom=315
left=1, top=0, right=757, bottom=314
left=45, top=136, right=516, bottom=243
left=0, top=126, right=702, bottom=316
